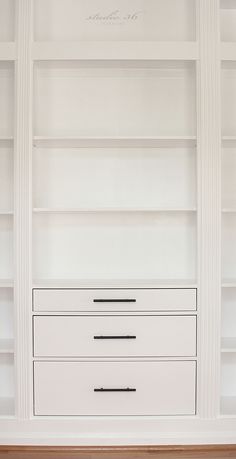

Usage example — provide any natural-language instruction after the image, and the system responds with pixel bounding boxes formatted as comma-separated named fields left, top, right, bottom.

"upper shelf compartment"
left=0, top=62, right=14, bottom=138
left=221, top=0, right=236, bottom=42
left=34, top=61, right=196, bottom=138
left=0, top=0, right=14, bottom=42
left=34, top=0, right=196, bottom=43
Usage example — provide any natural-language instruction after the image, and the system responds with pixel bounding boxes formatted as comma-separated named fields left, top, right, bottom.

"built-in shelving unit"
left=0, top=0, right=15, bottom=418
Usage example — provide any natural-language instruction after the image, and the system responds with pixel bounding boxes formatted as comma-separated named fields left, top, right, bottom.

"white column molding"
left=197, top=0, right=222, bottom=418
left=14, top=0, right=33, bottom=419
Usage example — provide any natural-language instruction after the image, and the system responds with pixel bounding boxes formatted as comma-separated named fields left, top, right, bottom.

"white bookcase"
left=2, top=0, right=236, bottom=446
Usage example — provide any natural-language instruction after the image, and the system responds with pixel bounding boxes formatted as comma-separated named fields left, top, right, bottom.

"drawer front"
left=33, top=288, right=197, bottom=312
left=34, top=315, right=197, bottom=358
left=34, top=361, right=196, bottom=416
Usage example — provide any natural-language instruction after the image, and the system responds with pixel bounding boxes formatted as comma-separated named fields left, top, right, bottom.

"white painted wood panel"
left=33, top=212, right=196, bottom=280
left=34, top=0, right=196, bottom=42
left=0, top=354, right=14, bottom=401
left=222, top=288, right=236, bottom=339
left=0, top=215, right=13, bottom=279
left=33, top=147, right=196, bottom=210
left=0, top=63, right=14, bottom=138
left=34, top=62, right=196, bottom=138
left=0, top=147, right=13, bottom=212
left=34, top=360, right=196, bottom=416
left=222, top=146, right=236, bottom=208
left=33, top=315, right=197, bottom=358
left=222, top=213, right=236, bottom=279
left=222, top=63, right=236, bottom=137
left=0, top=0, right=15, bottom=42
left=221, top=0, right=236, bottom=42
left=221, top=354, right=236, bottom=399
left=0, top=288, right=14, bottom=340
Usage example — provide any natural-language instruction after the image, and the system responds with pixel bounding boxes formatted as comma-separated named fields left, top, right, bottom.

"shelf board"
left=32, top=278, right=198, bottom=289
left=0, top=211, right=13, bottom=216
left=221, top=396, right=236, bottom=416
left=33, top=136, right=197, bottom=149
left=0, top=137, right=13, bottom=147
left=222, top=279, right=236, bottom=287
left=33, top=207, right=197, bottom=214
left=0, top=43, right=15, bottom=61
left=33, top=41, right=198, bottom=61
left=0, top=279, right=13, bottom=288
left=0, top=339, right=14, bottom=354
left=222, top=208, right=236, bottom=213
left=221, top=337, right=236, bottom=353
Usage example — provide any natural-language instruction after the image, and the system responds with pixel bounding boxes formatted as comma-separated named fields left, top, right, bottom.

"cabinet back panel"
left=0, top=64, right=14, bottom=138
left=221, top=1, right=236, bottom=42
left=0, top=148, right=13, bottom=212
left=0, top=0, right=14, bottom=42
left=222, top=214, right=236, bottom=278
left=34, top=62, right=196, bottom=138
left=0, top=354, right=14, bottom=397
left=222, top=147, right=236, bottom=208
left=221, top=354, right=236, bottom=396
left=33, top=213, right=196, bottom=280
left=0, top=216, right=13, bottom=278
left=34, top=0, right=196, bottom=42
left=33, top=147, right=196, bottom=209
left=0, top=289, right=14, bottom=339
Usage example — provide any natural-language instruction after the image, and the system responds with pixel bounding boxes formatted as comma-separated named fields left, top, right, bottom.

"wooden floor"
left=0, top=446, right=236, bottom=459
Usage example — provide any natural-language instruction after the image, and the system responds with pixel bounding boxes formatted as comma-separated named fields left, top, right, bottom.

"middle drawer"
left=33, top=315, right=196, bottom=358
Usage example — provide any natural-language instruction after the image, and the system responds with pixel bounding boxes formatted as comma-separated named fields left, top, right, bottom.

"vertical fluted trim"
left=14, top=0, right=33, bottom=419
left=197, top=0, right=221, bottom=418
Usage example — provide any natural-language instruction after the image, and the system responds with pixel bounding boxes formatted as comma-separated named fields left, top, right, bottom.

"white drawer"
left=33, top=288, right=197, bottom=312
left=34, top=361, right=196, bottom=416
left=33, top=315, right=196, bottom=358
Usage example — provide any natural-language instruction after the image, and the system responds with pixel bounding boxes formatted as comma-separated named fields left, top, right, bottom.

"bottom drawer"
left=34, top=361, right=196, bottom=416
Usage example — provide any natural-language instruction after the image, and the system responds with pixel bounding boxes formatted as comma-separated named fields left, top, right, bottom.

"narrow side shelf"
left=0, top=397, right=14, bottom=417
left=221, top=396, right=236, bottom=416
left=0, top=339, right=14, bottom=354
left=221, top=338, right=236, bottom=353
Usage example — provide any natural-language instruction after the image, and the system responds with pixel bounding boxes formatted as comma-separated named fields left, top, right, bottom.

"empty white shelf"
left=0, top=397, right=14, bottom=417
left=221, top=396, right=236, bottom=416
left=0, top=43, right=15, bottom=61
left=222, top=338, right=236, bottom=353
left=0, top=339, right=14, bottom=354
left=0, top=279, right=13, bottom=288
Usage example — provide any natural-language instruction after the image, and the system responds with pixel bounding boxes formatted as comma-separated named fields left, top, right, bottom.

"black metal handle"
left=94, top=388, right=136, bottom=392
left=94, top=335, right=136, bottom=340
left=93, top=299, right=136, bottom=303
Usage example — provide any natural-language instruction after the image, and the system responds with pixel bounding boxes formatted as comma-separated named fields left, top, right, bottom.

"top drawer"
left=33, top=288, right=197, bottom=312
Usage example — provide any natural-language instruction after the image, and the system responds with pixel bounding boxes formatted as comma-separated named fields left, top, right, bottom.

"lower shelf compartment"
left=34, top=360, right=196, bottom=416
left=0, top=396, right=14, bottom=417
left=33, top=212, right=196, bottom=280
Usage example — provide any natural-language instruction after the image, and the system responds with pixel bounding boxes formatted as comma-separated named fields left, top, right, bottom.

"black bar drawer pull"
left=94, top=335, right=136, bottom=340
left=93, top=299, right=136, bottom=303
left=94, top=388, right=136, bottom=392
